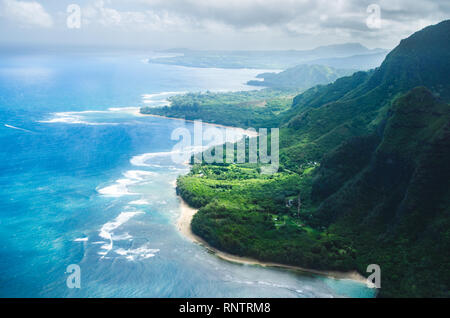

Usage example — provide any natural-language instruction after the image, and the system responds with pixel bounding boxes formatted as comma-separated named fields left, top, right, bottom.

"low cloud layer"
left=1, top=0, right=53, bottom=28
left=0, top=0, right=449, bottom=50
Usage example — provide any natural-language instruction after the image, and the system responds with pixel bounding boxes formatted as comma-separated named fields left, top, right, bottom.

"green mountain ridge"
left=311, top=87, right=450, bottom=296
left=158, top=20, right=450, bottom=297
left=277, top=20, right=450, bottom=171
left=246, top=64, right=356, bottom=90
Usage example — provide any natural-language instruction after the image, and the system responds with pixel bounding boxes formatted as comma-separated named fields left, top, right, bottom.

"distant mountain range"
left=149, top=43, right=389, bottom=70
left=302, top=52, right=387, bottom=70
left=247, top=65, right=356, bottom=90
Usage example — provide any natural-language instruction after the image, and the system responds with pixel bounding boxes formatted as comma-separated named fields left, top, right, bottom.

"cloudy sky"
left=0, top=0, right=449, bottom=51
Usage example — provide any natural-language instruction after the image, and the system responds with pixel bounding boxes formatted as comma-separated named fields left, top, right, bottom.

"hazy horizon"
left=0, top=0, right=449, bottom=51
left=0, top=41, right=390, bottom=55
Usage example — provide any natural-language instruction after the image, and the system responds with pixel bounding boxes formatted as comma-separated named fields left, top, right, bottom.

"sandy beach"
left=160, top=112, right=370, bottom=286
left=175, top=191, right=370, bottom=286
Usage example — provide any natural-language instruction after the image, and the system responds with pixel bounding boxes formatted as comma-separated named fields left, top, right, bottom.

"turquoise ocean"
left=0, top=52, right=375, bottom=297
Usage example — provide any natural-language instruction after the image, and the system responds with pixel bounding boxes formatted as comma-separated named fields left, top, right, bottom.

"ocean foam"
left=129, top=124, right=257, bottom=168
left=98, top=211, right=144, bottom=258
left=39, top=112, right=118, bottom=126
left=123, top=170, right=156, bottom=180
left=39, top=107, right=143, bottom=126
left=129, top=199, right=150, bottom=205
left=96, top=210, right=160, bottom=261
left=98, top=170, right=156, bottom=197
left=130, top=145, right=204, bottom=167
left=115, top=244, right=160, bottom=261
left=74, top=237, right=89, bottom=242
left=141, top=91, right=186, bottom=107
left=98, top=178, right=138, bottom=197
left=4, top=124, right=33, bottom=133
left=130, top=152, right=173, bottom=167
left=141, top=91, right=185, bottom=100
left=107, top=107, right=143, bottom=116
left=111, top=232, right=132, bottom=241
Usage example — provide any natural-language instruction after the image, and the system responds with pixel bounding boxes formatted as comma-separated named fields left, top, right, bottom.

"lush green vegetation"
left=140, top=64, right=359, bottom=128
left=178, top=163, right=358, bottom=270
left=311, top=87, right=450, bottom=297
left=141, top=89, right=296, bottom=128
left=247, top=64, right=355, bottom=90
left=173, top=21, right=450, bottom=297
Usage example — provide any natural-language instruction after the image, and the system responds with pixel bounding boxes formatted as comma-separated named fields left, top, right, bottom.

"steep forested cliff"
left=160, top=21, right=450, bottom=297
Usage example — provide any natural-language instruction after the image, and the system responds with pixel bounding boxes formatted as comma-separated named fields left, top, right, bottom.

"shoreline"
left=175, top=194, right=370, bottom=286
left=158, top=112, right=371, bottom=287
left=139, top=112, right=259, bottom=137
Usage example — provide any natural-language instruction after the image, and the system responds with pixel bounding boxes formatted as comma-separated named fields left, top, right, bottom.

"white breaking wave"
left=97, top=170, right=156, bottom=197
left=123, top=170, right=156, bottom=180
left=98, top=211, right=144, bottom=258
left=39, top=107, right=143, bottom=125
left=74, top=237, right=89, bottom=242
left=141, top=91, right=186, bottom=107
left=111, top=232, right=132, bottom=241
left=115, top=244, right=160, bottom=261
left=98, top=178, right=139, bottom=197
left=107, top=107, right=143, bottom=116
left=141, top=91, right=186, bottom=100
left=91, top=241, right=106, bottom=245
left=129, top=124, right=254, bottom=168
left=129, top=199, right=150, bottom=205
left=97, top=210, right=159, bottom=261
left=4, top=124, right=33, bottom=133
left=130, top=145, right=205, bottom=167
left=39, top=112, right=118, bottom=125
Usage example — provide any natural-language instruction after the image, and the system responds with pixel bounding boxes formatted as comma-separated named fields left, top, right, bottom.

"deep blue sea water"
left=0, top=52, right=376, bottom=298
